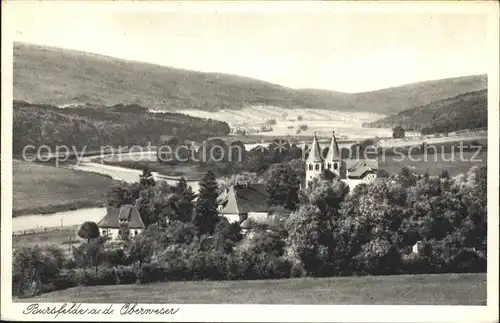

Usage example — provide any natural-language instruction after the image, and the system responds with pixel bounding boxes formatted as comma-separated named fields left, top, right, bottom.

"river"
left=13, top=152, right=201, bottom=232
left=13, top=208, right=106, bottom=233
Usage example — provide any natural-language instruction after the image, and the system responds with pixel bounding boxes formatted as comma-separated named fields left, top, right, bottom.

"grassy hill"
left=363, top=89, right=488, bottom=134
left=14, top=42, right=487, bottom=115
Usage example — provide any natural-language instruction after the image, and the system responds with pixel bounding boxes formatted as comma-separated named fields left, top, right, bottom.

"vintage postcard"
left=1, top=1, right=499, bottom=322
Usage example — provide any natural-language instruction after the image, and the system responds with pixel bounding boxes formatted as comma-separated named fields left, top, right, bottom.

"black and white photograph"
left=1, top=1, right=498, bottom=322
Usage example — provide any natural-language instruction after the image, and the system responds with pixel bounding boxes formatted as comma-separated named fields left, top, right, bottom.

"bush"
left=392, top=126, right=405, bottom=139
left=290, top=262, right=307, bottom=278
left=53, top=269, right=81, bottom=290
left=446, top=250, right=486, bottom=273
left=12, top=246, right=65, bottom=297
left=116, top=266, right=137, bottom=284
left=163, top=258, right=189, bottom=281
left=266, top=256, right=292, bottom=279
left=103, top=248, right=126, bottom=267
left=401, top=253, right=432, bottom=274
left=137, top=262, right=165, bottom=284
left=81, top=268, right=117, bottom=286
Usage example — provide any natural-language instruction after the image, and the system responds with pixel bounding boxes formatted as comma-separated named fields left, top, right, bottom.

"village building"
left=218, top=183, right=269, bottom=224
left=305, top=131, right=379, bottom=189
left=97, top=204, right=145, bottom=241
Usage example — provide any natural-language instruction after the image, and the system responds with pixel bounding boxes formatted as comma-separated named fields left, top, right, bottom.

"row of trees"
left=13, top=163, right=487, bottom=297
left=13, top=101, right=230, bottom=154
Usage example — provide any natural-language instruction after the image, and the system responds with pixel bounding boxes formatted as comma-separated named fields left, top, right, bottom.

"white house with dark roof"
left=97, top=204, right=145, bottom=241
left=218, top=183, right=269, bottom=224
left=306, top=131, right=378, bottom=189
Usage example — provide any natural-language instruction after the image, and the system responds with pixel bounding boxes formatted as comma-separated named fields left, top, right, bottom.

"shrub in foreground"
left=137, top=262, right=165, bottom=284
left=81, top=268, right=117, bottom=286
left=116, top=266, right=137, bottom=284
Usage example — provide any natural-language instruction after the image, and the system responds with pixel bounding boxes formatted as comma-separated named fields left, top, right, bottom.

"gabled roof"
left=347, top=160, right=379, bottom=178
left=219, top=183, right=269, bottom=214
left=306, top=133, right=323, bottom=163
left=98, top=204, right=145, bottom=229
left=325, top=131, right=341, bottom=161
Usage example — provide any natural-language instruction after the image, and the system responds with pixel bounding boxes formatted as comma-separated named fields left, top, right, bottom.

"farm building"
left=97, top=204, right=145, bottom=241
left=218, top=183, right=269, bottom=224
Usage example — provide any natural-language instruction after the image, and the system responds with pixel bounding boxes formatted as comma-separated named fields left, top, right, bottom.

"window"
left=327, top=163, right=331, bottom=169
left=321, top=164, right=324, bottom=170
left=333, top=163, right=338, bottom=170
left=118, top=230, right=122, bottom=235
left=135, top=230, right=138, bottom=235
left=315, top=164, right=320, bottom=171
left=308, top=164, right=313, bottom=170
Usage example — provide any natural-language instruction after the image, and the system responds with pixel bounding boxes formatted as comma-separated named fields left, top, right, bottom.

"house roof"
left=219, top=183, right=269, bottom=214
left=307, top=133, right=323, bottom=163
left=325, top=131, right=341, bottom=161
left=98, top=205, right=145, bottom=229
left=347, top=160, right=379, bottom=178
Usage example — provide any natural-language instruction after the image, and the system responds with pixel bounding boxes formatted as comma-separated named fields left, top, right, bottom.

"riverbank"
left=13, top=207, right=106, bottom=232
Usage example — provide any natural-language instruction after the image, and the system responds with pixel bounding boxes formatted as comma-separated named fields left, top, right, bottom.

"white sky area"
left=11, top=5, right=489, bottom=92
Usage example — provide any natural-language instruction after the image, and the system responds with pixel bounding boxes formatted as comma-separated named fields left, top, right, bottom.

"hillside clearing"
left=13, top=160, right=115, bottom=216
left=18, top=273, right=486, bottom=305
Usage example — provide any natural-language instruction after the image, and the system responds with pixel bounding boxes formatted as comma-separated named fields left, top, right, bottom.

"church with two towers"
left=305, top=131, right=379, bottom=189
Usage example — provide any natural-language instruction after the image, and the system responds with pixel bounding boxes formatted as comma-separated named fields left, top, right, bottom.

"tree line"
left=13, top=163, right=486, bottom=298
left=13, top=100, right=231, bottom=155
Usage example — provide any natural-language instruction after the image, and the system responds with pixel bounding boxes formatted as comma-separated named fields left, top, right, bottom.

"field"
left=18, top=273, right=486, bottom=305
left=179, top=106, right=392, bottom=139
left=13, top=226, right=81, bottom=254
left=379, top=151, right=487, bottom=177
left=13, top=160, right=116, bottom=216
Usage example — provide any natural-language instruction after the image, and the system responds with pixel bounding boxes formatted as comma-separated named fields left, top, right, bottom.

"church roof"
left=325, top=131, right=341, bottom=161
left=306, top=133, right=323, bottom=163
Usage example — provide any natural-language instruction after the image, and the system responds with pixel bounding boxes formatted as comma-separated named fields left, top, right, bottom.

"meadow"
left=379, top=150, right=487, bottom=177
left=13, top=160, right=116, bottom=216
left=13, top=226, right=81, bottom=254
left=18, top=273, right=486, bottom=305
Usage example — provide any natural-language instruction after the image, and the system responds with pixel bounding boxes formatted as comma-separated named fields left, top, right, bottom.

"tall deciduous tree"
left=78, top=221, right=100, bottom=243
left=172, top=177, right=196, bottom=222
left=267, top=164, right=300, bottom=210
left=139, top=167, right=156, bottom=187
left=136, top=181, right=175, bottom=227
left=392, top=126, right=405, bottom=138
left=127, top=233, right=155, bottom=268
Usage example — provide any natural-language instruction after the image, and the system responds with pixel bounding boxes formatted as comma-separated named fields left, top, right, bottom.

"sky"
left=10, top=3, right=490, bottom=93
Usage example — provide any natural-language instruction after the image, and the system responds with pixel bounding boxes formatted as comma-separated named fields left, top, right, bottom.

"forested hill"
left=13, top=100, right=230, bottom=154
left=14, top=42, right=486, bottom=115
left=362, top=90, right=488, bottom=134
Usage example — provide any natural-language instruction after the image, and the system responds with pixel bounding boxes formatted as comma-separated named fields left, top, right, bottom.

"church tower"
left=324, top=131, right=345, bottom=179
left=305, top=132, right=323, bottom=188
